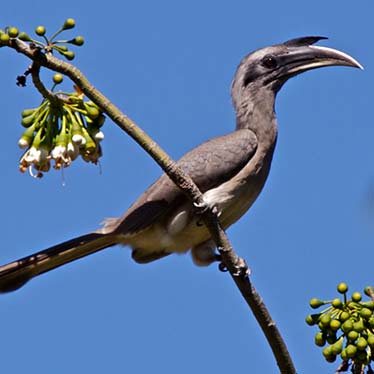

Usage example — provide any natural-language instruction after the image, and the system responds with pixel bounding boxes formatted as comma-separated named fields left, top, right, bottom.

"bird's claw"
left=215, top=254, right=227, bottom=272
left=233, top=257, right=251, bottom=277
left=193, top=199, right=209, bottom=214
left=193, top=199, right=219, bottom=215
left=194, top=199, right=219, bottom=226
left=218, top=262, right=228, bottom=272
left=218, top=257, right=251, bottom=277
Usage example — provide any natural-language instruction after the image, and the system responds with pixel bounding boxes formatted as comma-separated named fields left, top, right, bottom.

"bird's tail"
left=0, top=233, right=117, bottom=293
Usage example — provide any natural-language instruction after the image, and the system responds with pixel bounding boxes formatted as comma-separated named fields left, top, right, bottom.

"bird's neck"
left=235, top=91, right=278, bottom=148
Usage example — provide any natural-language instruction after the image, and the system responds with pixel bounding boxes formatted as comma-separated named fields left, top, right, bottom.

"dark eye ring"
left=262, top=55, right=277, bottom=69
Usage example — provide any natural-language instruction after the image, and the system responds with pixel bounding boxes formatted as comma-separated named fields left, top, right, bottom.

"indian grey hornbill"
left=0, top=36, right=362, bottom=293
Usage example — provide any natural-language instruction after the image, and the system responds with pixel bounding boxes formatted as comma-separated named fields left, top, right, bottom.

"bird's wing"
left=110, top=128, right=258, bottom=235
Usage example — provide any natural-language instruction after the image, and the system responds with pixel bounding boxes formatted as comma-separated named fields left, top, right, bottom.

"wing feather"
left=111, top=129, right=258, bottom=234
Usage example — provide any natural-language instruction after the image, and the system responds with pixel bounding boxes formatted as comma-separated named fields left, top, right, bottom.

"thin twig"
left=30, top=63, right=56, bottom=103
left=6, top=38, right=296, bottom=374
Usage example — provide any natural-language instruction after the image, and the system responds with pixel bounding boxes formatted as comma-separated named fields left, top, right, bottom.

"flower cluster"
left=306, top=283, right=374, bottom=374
left=0, top=19, right=106, bottom=177
left=19, top=88, right=105, bottom=178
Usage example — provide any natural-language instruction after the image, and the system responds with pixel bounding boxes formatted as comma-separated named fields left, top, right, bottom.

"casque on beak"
left=275, top=39, right=363, bottom=81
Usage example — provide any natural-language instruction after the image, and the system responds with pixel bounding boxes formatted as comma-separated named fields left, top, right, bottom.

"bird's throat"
left=235, top=91, right=278, bottom=148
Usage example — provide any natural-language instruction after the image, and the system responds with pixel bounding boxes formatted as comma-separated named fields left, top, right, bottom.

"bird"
left=0, top=36, right=362, bottom=293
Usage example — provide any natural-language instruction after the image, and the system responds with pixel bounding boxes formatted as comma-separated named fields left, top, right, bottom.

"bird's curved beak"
left=276, top=45, right=363, bottom=80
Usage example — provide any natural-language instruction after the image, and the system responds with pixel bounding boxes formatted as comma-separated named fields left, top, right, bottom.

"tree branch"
left=6, top=38, right=296, bottom=374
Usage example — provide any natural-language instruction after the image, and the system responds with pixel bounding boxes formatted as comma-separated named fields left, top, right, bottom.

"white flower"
left=19, top=146, right=50, bottom=177
left=23, top=146, right=39, bottom=163
left=18, top=138, right=30, bottom=149
left=94, top=131, right=104, bottom=141
left=72, top=134, right=85, bottom=145
left=51, top=145, right=67, bottom=160
left=51, top=145, right=71, bottom=169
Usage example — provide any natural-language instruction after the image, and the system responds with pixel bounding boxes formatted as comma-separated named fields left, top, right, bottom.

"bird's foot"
left=193, top=197, right=220, bottom=215
left=218, top=258, right=228, bottom=272
left=193, top=199, right=220, bottom=226
left=234, top=257, right=251, bottom=277
left=218, top=257, right=251, bottom=277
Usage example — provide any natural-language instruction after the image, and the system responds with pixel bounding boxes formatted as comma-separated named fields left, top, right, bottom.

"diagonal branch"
left=6, top=38, right=296, bottom=374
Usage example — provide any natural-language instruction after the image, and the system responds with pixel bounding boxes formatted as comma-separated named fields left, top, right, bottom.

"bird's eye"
left=262, top=55, right=277, bottom=69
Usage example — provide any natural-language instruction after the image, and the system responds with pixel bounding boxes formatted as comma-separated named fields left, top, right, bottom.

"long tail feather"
left=0, top=233, right=117, bottom=293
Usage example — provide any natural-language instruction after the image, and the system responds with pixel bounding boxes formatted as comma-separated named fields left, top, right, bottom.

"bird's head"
left=231, top=36, right=362, bottom=114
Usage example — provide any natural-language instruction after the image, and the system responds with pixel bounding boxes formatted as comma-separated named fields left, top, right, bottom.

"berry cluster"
left=307, top=283, right=374, bottom=373
left=19, top=76, right=105, bottom=177
left=0, top=18, right=84, bottom=61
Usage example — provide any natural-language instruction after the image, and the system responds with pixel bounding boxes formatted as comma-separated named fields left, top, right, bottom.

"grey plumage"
left=0, top=37, right=362, bottom=292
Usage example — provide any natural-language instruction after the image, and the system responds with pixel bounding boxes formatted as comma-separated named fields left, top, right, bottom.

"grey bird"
left=0, top=36, right=362, bottom=293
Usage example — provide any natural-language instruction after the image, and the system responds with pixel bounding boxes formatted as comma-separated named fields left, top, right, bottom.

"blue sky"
left=0, top=1, right=373, bottom=373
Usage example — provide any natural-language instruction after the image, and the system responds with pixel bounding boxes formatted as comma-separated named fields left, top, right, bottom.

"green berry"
left=8, top=27, right=19, bottom=37
left=64, top=50, right=75, bottom=60
left=53, top=74, right=63, bottom=84
left=322, top=345, right=336, bottom=362
left=306, top=314, right=320, bottom=326
left=21, top=113, right=36, bottom=127
left=322, top=345, right=333, bottom=358
left=348, top=330, right=359, bottom=341
left=339, top=311, right=350, bottom=322
left=0, top=33, right=10, bottom=44
left=21, top=108, right=36, bottom=118
left=340, top=349, right=348, bottom=360
left=85, top=105, right=100, bottom=119
left=70, top=36, right=84, bottom=46
left=332, top=298, right=343, bottom=308
left=345, top=344, right=357, bottom=358
left=356, top=337, right=368, bottom=350
left=364, top=286, right=374, bottom=297
left=35, top=26, right=46, bottom=36
left=352, top=292, right=362, bottom=302
left=18, top=32, right=31, bottom=41
left=353, top=319, right=365, bottom=333
left=63, top=18, right=75, bottom=30
left=360, top=307, right=372, bottom=320
left=367, top=334, right=374, bottom=347
left=329, top=319, right=341, bottom=331
left=341, top=319, right=353, bottom=333
left=310, top=298, right=325, bottom=309
left=319, top=313, right=331, bottom=328
left=331, top=338, right=343, bottom=355
left=315, top=332, right=326, bottom=347
left=337, top=282, right=348, bottom=294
